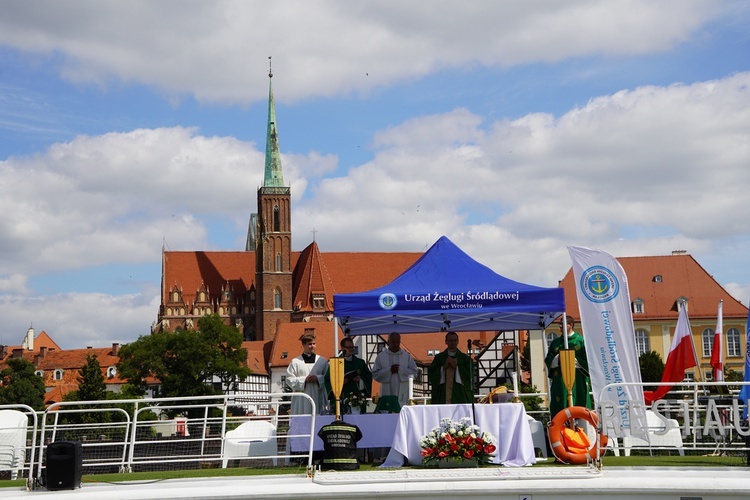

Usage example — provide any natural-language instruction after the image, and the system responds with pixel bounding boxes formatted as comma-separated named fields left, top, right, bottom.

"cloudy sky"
left=1, top=1, right=749, bottom=349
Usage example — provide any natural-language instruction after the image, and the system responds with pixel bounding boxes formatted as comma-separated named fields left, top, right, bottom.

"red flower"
left=420, top=448, right=431, bottom=457
left=463, top=450, right=474, bottom=459
left=484, top=444, right=496, bottom=454
left=438, top=451, right=449, bottom=458
left=476, top=437, right=484, bottom=445
left=450, top=442, right=459, bottom=451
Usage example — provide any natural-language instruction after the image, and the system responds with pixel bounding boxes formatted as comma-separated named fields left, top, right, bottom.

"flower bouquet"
left=341, top=391, right=368, bottom=414
left=419, top=417, right=496, bottom=467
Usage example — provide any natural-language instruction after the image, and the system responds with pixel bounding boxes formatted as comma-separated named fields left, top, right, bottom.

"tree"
left=0, top=358, right=46, bottom=410
left=639, top=351, right=665, bottom=391
left=63, top=354, right=111, bottom=424
left=77, top=354, right=107, bottom=402
left=118, top=314, right=250, bottom=402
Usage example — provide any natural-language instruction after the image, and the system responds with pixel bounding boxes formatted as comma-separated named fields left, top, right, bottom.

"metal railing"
left=1, top=393, right=320, bottom=489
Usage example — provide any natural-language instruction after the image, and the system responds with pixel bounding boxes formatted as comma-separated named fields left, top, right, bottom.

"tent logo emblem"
left=580, top=266, right=619, bottom=303
left=378, top=293, right=397, bottom=310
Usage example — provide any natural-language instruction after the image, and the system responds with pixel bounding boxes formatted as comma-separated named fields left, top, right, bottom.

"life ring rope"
left=548, top=406, right=608, bottom=464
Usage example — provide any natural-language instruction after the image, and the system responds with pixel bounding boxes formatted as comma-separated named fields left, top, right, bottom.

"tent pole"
left=333, top=318, right=339, bottom=356
left=467, top=338, right=477, bottom=425
left=540, top=321, right=553, bottom=411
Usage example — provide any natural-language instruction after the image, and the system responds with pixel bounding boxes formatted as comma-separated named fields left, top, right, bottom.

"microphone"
left=467, top=339, right=472, bottom=353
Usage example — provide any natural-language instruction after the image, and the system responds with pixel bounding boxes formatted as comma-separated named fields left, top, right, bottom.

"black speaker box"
left=46, top=441, right=83, bottom=491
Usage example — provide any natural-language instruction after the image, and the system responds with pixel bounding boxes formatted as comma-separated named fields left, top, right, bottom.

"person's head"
left=300, top=333, right=316, bottom=354
left=387, top=332, right=401, bottom=352
left=340, top=337, right=355, bottom=356
left=445, top=331, right=459, bottom=352
left=558, top=317, right=575, bottom=333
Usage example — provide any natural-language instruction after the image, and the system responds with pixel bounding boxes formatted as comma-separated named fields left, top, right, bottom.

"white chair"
left=222, top=420, right=278, bottom=467
left=526, top=416, right=547, bottom=459
left=622, top=410, right=684, bottom=456
left=0, top=410, right=28, bottom=480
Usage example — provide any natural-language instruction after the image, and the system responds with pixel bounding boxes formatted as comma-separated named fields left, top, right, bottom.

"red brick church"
left=155, top=70, right=457, bottom=397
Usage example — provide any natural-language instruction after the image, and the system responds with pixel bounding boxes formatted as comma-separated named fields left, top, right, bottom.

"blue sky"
left=0, top=1, right=749, bottom=349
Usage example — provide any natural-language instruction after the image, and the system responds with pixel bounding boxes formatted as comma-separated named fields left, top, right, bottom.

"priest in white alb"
left=372, top=332, right=418, bottom=406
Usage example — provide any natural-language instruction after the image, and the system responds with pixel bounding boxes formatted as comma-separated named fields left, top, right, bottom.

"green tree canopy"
left=77, top=354, right=107, bottom=401
left=0, top=358, right=46, bottom=410
left=639, top=351, right=665, bottom=391
left=117, top=314, right=250, bottom=401
left=63, top=354, right=112, bottom=424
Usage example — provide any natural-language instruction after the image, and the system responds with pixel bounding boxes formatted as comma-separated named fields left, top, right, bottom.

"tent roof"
left=334, top=236, right=565, bottom=335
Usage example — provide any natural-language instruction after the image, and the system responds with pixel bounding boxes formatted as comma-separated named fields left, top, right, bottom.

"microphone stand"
left=468, top=339, right=477, bottom=425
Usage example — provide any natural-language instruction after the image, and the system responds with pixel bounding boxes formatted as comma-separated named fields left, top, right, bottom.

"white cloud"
left=294, top=72, right=750, bottom=306
left=0, top=1, right=723, bottom=104
left=2, top=28, right=750, bottom=348
left=0, top=288, right=160, bottom=349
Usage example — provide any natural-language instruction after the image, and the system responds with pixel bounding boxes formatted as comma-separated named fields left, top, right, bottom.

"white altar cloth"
left=288, top=414, right=399, bottom=452
left=381, top=403, right=536, bottom=467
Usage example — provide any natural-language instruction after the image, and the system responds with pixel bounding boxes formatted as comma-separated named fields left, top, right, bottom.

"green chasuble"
left=544, top=331, right=592, bottom=419
left=428, top=349, right=474, bottom=404
left=325, top=355, right=373, bottom=408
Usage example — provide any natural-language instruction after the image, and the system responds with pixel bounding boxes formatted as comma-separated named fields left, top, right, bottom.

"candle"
left=512, top=371, right=519, bottom=398
left=408, top=374, right=414, bottom=400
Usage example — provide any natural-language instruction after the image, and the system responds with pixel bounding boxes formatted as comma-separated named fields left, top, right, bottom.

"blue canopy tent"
left=334, top=236, right=565, bottom=336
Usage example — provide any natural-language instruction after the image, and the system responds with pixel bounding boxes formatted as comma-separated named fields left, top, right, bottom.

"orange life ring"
left=547, top=406, right=608, bottom=464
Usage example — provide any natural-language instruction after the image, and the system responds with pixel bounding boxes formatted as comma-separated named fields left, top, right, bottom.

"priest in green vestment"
left=428, top=331, right=474, bottom=404
left=544, top=316, right=592, bottom=419
left=325, top=337, right=373, bottom=412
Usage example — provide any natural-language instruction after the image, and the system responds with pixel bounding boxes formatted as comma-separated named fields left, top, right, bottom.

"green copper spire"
left=263, top=60, right=284, bottom=188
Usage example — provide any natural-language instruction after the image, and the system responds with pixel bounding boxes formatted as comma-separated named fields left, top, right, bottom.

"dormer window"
left=653, top=275, right=663, bottom=283
left=632, top=298, right=645, bottom=314
left=35, top=370, right=44, bottom=377
left=54, top=369, right=64, bottom=380
left=676, top=296, right=688, bottom=312
left=107, top=366, right=117, bottom=378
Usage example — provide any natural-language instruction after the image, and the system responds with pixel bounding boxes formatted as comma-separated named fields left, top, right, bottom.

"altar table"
left=288, top=413, right=399, bottom=452
left=381, top=403, right=536, bottom=467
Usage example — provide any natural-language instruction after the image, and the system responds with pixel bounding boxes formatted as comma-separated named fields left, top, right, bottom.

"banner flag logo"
left=568, top=246, right=644, bottom=432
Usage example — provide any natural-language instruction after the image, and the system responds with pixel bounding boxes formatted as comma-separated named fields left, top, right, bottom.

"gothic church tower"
left=254, top=66, right=292, bottom=341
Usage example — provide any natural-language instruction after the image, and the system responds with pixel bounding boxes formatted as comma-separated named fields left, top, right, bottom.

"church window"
left=173, top=291, right=179, bottom=302
left=312, top=294, right=325, bottom=310
left=276, top=252, right=282, bottom=272
left=274, top=288, right=282, bottom=309
left=273, top=205, right=280, bottom=232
